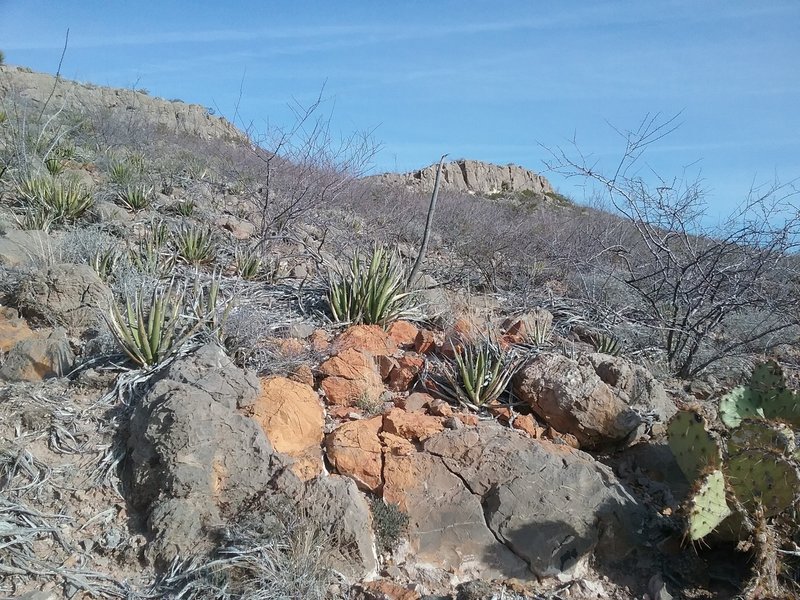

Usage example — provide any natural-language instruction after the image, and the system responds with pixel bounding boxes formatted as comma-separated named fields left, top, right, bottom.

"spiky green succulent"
left=326, top=245, right=417, bottom=326
left=686, top=469, right=733, bottom=541
left=719, top=361, right=800, bottom=428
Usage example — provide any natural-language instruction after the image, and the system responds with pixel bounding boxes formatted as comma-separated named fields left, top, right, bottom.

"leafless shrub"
left=546, top=113, right=800, bottom=376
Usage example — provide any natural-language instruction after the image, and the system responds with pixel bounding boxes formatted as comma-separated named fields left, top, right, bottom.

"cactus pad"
left=749, top=361, right=786, bottom=399
left=725, top=449, right=800, bottom=517
left=686, top=469, right=732, bottom=541
left=728, top=419, right=796, bottom=456
left=667, top=411, right=723, bottom=482
left=719, top=387, right=765, bottom=429
left=763, top=389, right=800, bottom=427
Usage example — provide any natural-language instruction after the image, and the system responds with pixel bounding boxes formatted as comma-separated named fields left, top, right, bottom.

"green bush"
left=370, top=498, right=409, bottom=553
left=16, top=175, right=93, bottom=225
left=326, top=245, right=417, bottom=326
left=116, top=183, right=153, bottom=212
left=424, top=337, right=530, bottom=411
left=174, top=223, right=216, bottom=266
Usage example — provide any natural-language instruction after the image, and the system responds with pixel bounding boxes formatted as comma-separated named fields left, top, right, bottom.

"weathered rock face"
left=420, top=425, right=643, bottom=580
left=514, top=353, right=642, bottom=449
left=250, top=376, right=325, bottom=481
left=0, top=65, right=247, bottom=143
left=373, top=159, right=554, bottom=198
left=0, top=307, right=33, bottom=353
left=18, top=263, right=112, bottom=332
left=0, top=229, right=53, bottom=268
left=0, top=327, right=73, bottom=382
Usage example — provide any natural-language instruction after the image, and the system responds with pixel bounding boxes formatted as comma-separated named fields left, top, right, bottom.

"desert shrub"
left=174, top=199, right=195, bottom=217
left=370, top=498, right=409, bottom=553
left=174, top=222, right=217, bottom=266
left=153, top=497, right=335, bottom=600
left=15, top=174, right=93, bottom=225
left=326, top=245, right=417, bottom=326
left=107, top=280, right=198, bottom=367
left=115, top=183, right=152, bottom=212
left=0, top=50, right=5, bottom=65
left=127, top=220, right=174, bottom=277
left=424, top=337, right=530, bottom=411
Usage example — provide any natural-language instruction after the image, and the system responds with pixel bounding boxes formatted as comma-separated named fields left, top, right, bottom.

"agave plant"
left=116, top=183, right=153, bottom=212
left=233, top=246, right=262, bottom=280
left=424, top=338, right=530, bottom=411
left=16, top=175, right=93, bottom=224
left=174, top=223, right=216, bottom=266
left=174, top=199, right=195, bottom=217
left=127, top=220, right=174, bottom=277
left=16, top=203, right=55, bottom=232
left=190, top=271, right=235, bottom=341
left=44, top=156, right=65, bottom=176
left=107, top=281, right=198, bottom=368
left=327, top=246, right=417, bottom=326
left=591, top=333, right=622, bottom=356
left=90, top=246, right=121, bottom=282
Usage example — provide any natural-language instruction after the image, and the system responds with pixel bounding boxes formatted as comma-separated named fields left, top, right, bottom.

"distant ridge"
left=371, top=158, right=554, bottom=198
left=0, top=65, right=247, bottom=144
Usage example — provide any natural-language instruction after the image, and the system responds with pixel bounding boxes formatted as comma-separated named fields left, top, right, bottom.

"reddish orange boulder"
left=383, top=408, right=444, bottom=442
left=414, top=329, right=436, bottom=354
left=319, top=348, right=384, bottom=406
left=325, top=416, right=383, bottom=492
left=387, top=320, right=419, bottom=348
left=250, top=377, right=325, bottom=481
left=333, top=324, right=396, bottom=356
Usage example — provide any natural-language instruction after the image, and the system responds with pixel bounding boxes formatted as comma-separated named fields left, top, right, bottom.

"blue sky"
left=1, top=1, right=798, bottom=211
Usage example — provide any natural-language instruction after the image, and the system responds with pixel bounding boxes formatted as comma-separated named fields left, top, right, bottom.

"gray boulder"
left=0, top=229, right=53, bottom=268
left=0, top=327, right=74, bottom=382
left=18, top=263, right=112, bottom=332
left=514, top=353, right=642, bottom=449
left=423, top=424, right=644, bottom=579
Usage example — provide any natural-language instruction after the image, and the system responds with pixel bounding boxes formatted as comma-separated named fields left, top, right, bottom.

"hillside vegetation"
left=1, top=65, right=799, bottom=600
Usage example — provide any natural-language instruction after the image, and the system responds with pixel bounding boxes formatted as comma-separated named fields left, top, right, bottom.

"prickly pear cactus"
left=686, top=469, right=733, bottom=541
left=726, top=449, right=800, bottom=517
left=719, top=387, right=764, bottom=429
left=719, top=361, right=800, bottom=428
left=728, top=419, right=796, bottom=457
left=763, top=388, right=800, bottom=427
left=667, top=410, right=723, bottom=482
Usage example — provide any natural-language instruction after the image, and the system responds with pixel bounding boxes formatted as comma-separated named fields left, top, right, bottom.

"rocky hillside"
left=372, top=159, right=554, bottom=198
left=0, top=65, right=246, bottom=143
left=1, top=68, right=798, bottom=600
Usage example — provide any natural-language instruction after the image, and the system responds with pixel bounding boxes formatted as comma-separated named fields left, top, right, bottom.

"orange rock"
left=387, top=320, right=419, bottom=348
left=0, top=308, right=33, bottom=353
left=383, top=408, right=444, bottom=442
left=427, top=398, right=453, bottom=417
left=325, top=417, right=383, bottom=492
left=358, top=580, right=421, bottom=600
left=387, top=354, right=424, bottom=392
left=414, top=329, right=436, bottom=354
left=381, top=431, right=415, bottom=456
left=320, top=348, right=375, bottom=379
left=512, top=414, right=544, bottom=438
left=272, top=337, right=305, bottom=356
left=288, top=364, right=315, bottom=387
left=310, top=329, right=330, bottom=352
left=487, top=400, right=512, bottom=422
left=250, top=377, right=324, bottom=481
left=451, top=316, right=480, bottom=340
left=546, top=427, right=581, bottom=449
left=377, top=355, right=399, bottom=380
left=457, top=413, right=480, bottom=427
left=333, top=324, right=396, bottom=356
left=328, top=405, right=361, bottom=420
left=319, top=348, right=384, bottom=406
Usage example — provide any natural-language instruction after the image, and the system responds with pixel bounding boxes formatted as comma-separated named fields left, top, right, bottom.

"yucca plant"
left=190, top=271, right=235, bottom=341
left=108, top=157, right=140, bottom=185
left=16, top=175, right=93, bottom=224
left=107, top=281, right=198, bottom=368
left=44, top=156, right=65, bottom=176
left=424, top=338, right=529, bottom=411
left=327, top=246, right=417, bottom=326
left=128, top=221, right=174, bottom=277
left=174, top=199, right=195, bottom=217
left=116, top=183, right=153, bottom=212
left=16, top=203, right=55, bottom=232
left=90, top=246, right=120, bottom=281
left=174, top=223, right=216, bottom=266
left=234, top=246, right=262, bottom=280
left=592, top=333, right=622, bottom=356
left=525, top=318, right=552, bottom=347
